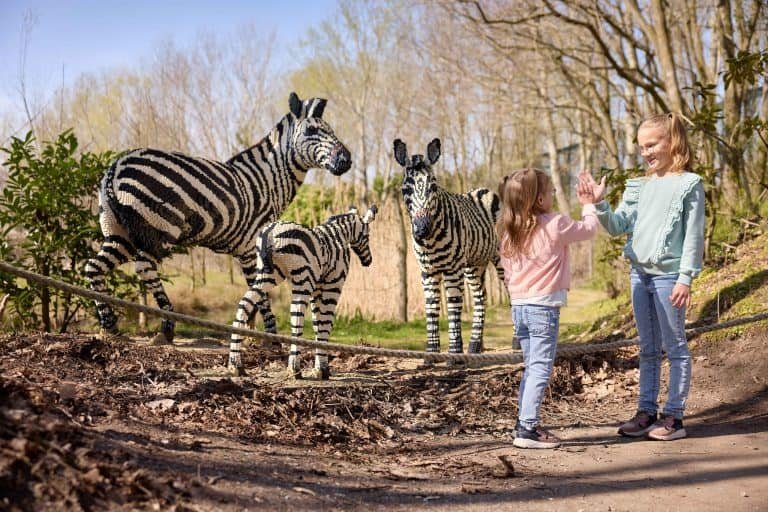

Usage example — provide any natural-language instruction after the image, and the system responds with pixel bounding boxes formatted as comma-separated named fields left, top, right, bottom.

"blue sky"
left=0, top=0, right=338, bottom=115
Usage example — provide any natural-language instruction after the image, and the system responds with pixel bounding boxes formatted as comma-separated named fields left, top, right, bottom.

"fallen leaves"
left=0, top=332, right=634, bottom=510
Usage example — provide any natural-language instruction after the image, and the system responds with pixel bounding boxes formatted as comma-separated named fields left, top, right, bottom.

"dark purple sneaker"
left=647, top=415, right=687, bottom=441
left=618, top=411, right=657, bottom=437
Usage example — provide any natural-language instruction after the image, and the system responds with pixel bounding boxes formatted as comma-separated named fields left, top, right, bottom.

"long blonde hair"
left=640, top=113, right=692, bottom=173
left=496, top=168, right=551, bottom=258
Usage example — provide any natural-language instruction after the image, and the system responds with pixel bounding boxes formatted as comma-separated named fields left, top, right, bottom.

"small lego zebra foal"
left=230, top=205, right=378, bottom=379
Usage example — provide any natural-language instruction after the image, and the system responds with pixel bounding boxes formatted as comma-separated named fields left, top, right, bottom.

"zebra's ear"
left=427, top=138, right=441, bottom=165
left=348, top=206, right=358, bottom=215
left=363, top=205, right=378, bottom=224
left=289, top=92, right=302, bottom=117
left=393, top=139, right=407, bottom=167
left=307, top=98, right=327, bottom=118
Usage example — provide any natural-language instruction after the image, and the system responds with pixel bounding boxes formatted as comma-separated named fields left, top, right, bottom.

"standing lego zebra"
left=393, top=138, right=504, bottom=356
left=84, top=92, right=352, bottom=375
left=233, top=205, right=377, bottom=379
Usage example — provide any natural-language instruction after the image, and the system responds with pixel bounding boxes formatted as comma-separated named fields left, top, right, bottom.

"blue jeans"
left=630, top=268, right=691, bottom=419
left=513, top=304, right=560, bottom=429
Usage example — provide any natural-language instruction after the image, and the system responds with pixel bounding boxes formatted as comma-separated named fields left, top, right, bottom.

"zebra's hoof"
left=227, top=364, right=247, bottom=377
left=150, top=332, right=173, bottom=346
left=308, top=367, right=330, bottom=380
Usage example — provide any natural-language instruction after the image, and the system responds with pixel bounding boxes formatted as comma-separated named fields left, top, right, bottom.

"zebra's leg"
left=258, top=297, right=278, bottom=334
left=444, top=271, right=465, bottom=356
left=241, top=256, right=281, bottom=349
left=422, top=273, right=443, bottom=354
left=84, top=235, right=135, bottom=338
left=465, top=267, right=486, bottom=354
left=254, top=296, right=282, bottom=353
left=228, top=285, right=270, bottom=376
left=308, top=287, right=338, bottom=380
left=286, top=288, right=312, bottom=379
left=133, top=254, right=176, bottom=345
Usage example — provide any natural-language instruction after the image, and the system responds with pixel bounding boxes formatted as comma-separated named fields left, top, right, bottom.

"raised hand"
left=578, top=171, right=607, bottom=203
left=576, top=174, right=594, bottom=205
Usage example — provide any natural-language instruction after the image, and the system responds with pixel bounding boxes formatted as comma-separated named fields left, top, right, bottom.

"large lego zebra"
left=232, top=205, right=377, bottom=379
left=85, top=92, right=352, bottom=373
left=393, top=138, right=503, bottom=356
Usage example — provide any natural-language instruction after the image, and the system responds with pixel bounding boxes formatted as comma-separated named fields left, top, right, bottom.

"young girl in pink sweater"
left=497, top=168, right=598, bottom=448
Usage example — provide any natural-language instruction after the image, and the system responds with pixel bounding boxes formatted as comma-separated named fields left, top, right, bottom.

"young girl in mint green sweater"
left=580, top=113, right=705, bottom=441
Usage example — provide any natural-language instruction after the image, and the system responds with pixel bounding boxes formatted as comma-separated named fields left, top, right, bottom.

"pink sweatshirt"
left=500, top=204, right=598, bottom=300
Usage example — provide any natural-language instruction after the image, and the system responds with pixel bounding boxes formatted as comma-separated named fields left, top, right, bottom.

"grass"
left=559, top=288, right=630, bottom=340
left=157, top=263, right=613, bottom=351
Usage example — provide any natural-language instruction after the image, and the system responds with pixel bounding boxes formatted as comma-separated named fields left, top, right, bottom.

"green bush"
left=0, top=130, right=138, bottom=332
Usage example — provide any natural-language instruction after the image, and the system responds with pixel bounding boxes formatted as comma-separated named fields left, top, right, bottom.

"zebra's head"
left=347, top=205, right=377, bottom=267
left=288, top=92, right=352, bottom=176
left=393, top=138, right=441, bottom=241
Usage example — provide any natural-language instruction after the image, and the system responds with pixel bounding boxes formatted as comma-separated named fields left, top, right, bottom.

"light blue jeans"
left=630, top=268, right=691, bottom=419
left=513, top=304, right=560, bottom=429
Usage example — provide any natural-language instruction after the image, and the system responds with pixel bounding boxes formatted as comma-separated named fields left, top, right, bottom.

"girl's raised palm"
left=579, top=172, right=607, bottom=203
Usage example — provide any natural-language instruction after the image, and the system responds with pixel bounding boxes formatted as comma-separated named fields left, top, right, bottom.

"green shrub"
left=0, top=130, right=138, bottom=332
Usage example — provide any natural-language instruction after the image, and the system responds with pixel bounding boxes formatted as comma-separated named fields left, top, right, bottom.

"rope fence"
left=1, top=260, right=767, bottom=366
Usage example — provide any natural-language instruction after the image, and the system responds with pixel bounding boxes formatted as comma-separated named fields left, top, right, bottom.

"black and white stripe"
left=232, top=206, right=377, bottom=378
left=393, top=138, right=503, bottom=355
left=84, top=92, right=352, bottom=370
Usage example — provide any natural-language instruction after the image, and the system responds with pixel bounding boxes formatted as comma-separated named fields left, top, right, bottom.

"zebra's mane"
left=225, top=114, right=292, bottom=166
left=320, top=213, right=358, bottom=231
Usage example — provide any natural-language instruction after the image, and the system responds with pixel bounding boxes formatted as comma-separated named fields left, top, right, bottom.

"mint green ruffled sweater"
left=594, top=172, right=705, bottom=286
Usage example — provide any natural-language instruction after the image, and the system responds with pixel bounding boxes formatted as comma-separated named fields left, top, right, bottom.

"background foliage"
left=0, top=1, right=766, bottom=327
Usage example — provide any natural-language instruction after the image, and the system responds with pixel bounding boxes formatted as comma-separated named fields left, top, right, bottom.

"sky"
left=0, top=0, right=338, bottom=117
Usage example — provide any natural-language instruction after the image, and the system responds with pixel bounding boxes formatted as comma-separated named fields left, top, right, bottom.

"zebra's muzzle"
left=328, top=145, right=352, bottom=175
left=412, top=210, right=431, bottom=239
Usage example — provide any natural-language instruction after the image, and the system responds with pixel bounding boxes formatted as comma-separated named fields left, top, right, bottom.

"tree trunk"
left=393, top=198, right=409, bottom=322
left=189, top=249, right=197, bottom=291
left=0, top=294, right=9, bottom=323
left=716, top=0, right=751, bottom=210
left=138, top=290, right=148, bottom=330
left=200, top=249, right=207, bottom=286
left=41, top=261, right=51, bottom=332
left=650, top=0, right=685, bottom=114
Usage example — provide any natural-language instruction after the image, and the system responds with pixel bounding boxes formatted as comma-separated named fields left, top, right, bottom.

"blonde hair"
left=639, top=112, right=692, bottom=173
left=496, top=168, right=551, bottom=258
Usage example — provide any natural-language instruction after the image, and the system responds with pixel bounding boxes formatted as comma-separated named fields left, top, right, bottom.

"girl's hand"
left=579, top=171, right=607, bottom=203
left=669, top=283, right=691, bottom=309
left=576, top=176, right=594, bottom=205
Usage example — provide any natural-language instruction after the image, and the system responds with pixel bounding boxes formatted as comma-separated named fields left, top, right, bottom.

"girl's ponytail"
left=497, top=169, right=551, bottom=258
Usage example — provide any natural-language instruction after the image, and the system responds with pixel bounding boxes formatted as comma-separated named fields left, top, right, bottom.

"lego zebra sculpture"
left=233, top=205, right=378, bottom=379
left=84, top=92, right=352, bottom=375
left=393, top=138, right=503, bottom=357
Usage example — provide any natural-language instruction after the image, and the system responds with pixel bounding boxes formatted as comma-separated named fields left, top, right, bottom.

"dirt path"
left=86, top=392, right=766, bottom=512
left=1, top=321, right=767, bottom=511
